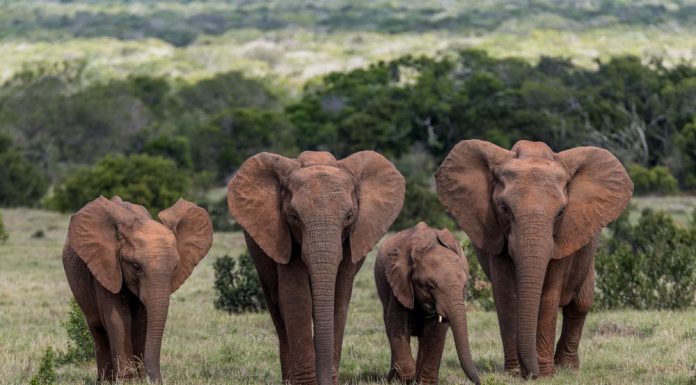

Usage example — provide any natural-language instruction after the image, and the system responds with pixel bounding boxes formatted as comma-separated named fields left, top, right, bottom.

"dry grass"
left=0, top=205, right=695, bottom=385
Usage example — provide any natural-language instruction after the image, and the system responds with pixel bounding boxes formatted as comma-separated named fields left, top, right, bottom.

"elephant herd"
left=61, top=139, right=634, bottom=385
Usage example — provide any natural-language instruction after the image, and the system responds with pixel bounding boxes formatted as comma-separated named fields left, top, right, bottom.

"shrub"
left=48, top=153, right=190, bottom=216
left=0, top=211, right=8, bottom=243
left=627, top=164, right=679, bottom=195
left=392, top=150, right=454, bottom=230
left=595, top=208, right=696, bottom=310
left=213, top=252, right=266, bottom=313
left=30, top=347, right=57, bottom=385
left=0, top=134, right=48, bottom=207
left=59, top=299, right=93, bottom=364
left=462, top=240, right=495, bottom=311
left=141, top=135, right=193, bottom=170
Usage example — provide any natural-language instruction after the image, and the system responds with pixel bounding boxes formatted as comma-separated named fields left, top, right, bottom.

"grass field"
left=1, top=200, right=695, bottom=385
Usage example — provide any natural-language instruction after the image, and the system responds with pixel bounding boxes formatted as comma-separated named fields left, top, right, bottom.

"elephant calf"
left=62, top=196, right=213, bottom=383
left=375, top=222, right=480, bottom=385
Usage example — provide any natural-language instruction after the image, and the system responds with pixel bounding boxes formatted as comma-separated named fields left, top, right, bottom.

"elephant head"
left=227, top=151, right=405, bottom=385
left=382, top=222, right=480, bottom=385
left=435, top=140, right=632, bottom=378
left=68, top=196, right=213, bottom=382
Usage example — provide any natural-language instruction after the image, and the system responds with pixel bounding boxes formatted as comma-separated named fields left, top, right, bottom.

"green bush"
left=595, top=208, right=696, bottom=310
left=213, top=252, right=266, bottom=313
left=48, top=153, right=190, bottom=216
left=30, top=347, right=57, bottom=385
left=0, top=211, right=8, bottom=243
left=627, top=164, right=679, bottom=195
left=0, top=134, right=48, bottom=207
left=141, top=135, right=193, bottom=170
left=59, top=299, right=93, bottom=364
left=462, top=240, right=495, bottom=311
left=392, top=150, right=454, bottom=230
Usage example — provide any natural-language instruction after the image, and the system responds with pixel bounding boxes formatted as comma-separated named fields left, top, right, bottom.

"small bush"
left=30, top=347, right=57, bottom=385
left=0, top=134, right=48, bottom=207
left=213, top=252, right=266, bottom=313
left=59, top=299, right=93, bottom=364
left=48, top=153, right=190, bottom=216
left=0, top=211, right=8, bottom=243
left=627, top=164, right=679, bottom=195
left=595, top=208, right=696, bottom=310
left=462, top=240, right=495, bottom=311
left=142, top=135, right=193, bottom=170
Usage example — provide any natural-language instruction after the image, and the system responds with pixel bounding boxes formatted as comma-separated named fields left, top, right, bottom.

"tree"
left=49, top=154, right=190, bottom=216
left=0, top=135, right=48, bottom=207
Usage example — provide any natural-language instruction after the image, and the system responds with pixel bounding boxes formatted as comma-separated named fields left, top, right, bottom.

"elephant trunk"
left=447, top=297, right=480, bottom=385
left=303, top=218, right=342, bottom=385
left=512, top=214, right=553, bottom=379
left=143, top=283, right=171, bottom=383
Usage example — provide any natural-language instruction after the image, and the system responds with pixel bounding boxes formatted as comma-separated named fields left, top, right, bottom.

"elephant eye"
left=345, top=211, right=354, bottom=223
left=288, top=211, right=300, bottom=223
left=130, top=262, right=143, bottom=274
left=500, top=203, right=513, bottom=219
left=425, top=282, right=436, bottom=291
left=557, top=207, right=566, bottom=221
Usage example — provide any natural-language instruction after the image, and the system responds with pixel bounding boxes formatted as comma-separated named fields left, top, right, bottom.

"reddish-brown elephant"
left=436, top=140, right=633, bottom=378
left=227, top=151, right=405, bottom=385
left=375, top=222, right=480, bottom=385
left=62, top=196, right=213, bottom=383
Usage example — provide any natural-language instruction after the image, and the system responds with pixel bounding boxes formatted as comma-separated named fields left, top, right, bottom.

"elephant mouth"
left=425, top=312, right=448, bottom=323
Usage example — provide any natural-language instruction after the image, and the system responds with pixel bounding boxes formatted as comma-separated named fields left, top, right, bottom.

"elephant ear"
left=381, top=232, right=414, bottom=309
left=227, top=153, right=300, bottom=264
left=436, top=140, right=514, bottom=255
left=68, top=196, right=134, bottom=294
left=435, top=228, right=463, bottom=257
left=339, top=151, right=405, bottom=263
left=555, top=147, right=633, bottom=258
left=158, top=198, right=214, bottom=293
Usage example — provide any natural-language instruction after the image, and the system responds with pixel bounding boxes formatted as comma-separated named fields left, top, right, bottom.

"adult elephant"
left=227, top=151, right=405, bottom=385
left=435, top=140, right=633, bottom=379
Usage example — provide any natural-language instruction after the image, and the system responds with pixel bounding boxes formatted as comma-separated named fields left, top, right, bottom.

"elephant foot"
left=415, top=375, right=438, bottom=385
left=554, top=352, right=580, bottom=370
left=503, top=359, right=519, bottom=373
left=389, top=363, right=416, bottom=383
left=538, top=358, right=555, bottom=378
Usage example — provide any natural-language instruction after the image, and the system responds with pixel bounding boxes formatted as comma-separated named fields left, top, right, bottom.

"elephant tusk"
left=438, top=314, right=443, bottom=323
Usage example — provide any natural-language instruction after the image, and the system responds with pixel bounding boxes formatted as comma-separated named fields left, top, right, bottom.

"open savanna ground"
left=1, top=197, right=695, bottom=385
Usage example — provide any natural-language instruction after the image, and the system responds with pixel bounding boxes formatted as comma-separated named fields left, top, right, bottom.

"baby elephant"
left=62, top=196, right=213, bottom=383
left=375, top=222, right=480, bottom=385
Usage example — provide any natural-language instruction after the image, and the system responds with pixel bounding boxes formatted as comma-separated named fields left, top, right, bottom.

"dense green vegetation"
left=2, top=1, right=694, bottom=46
left=596, top=208, right=696, bottom=310
left=2, top=49, right=694, bottom=229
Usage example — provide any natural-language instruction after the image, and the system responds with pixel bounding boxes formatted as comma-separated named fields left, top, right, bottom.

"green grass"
left=1, top=204, right=695, bottom=384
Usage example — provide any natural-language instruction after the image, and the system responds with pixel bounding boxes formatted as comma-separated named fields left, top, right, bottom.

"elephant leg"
left=247, top=234, right=291, bottom=381
left=96, top=286, right=136, bottom=380
left=489, top=252, right=518, bottom=372
left=278, top=256, right=316, bottom=385
left=385, top=296, right=416, bottom=382
left=555, top=269, right=594, bottom=370
left=131, top=300, right=147, bottom=378
left=415, top=319, right=447, bottom=385
left=88, top=323, right=113, bottom=381
left=536, top=261, right=565, bottom=377
left=332, top=252, right=364, bottom=383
